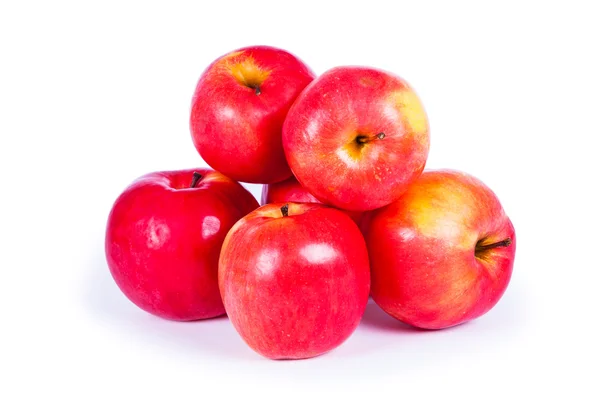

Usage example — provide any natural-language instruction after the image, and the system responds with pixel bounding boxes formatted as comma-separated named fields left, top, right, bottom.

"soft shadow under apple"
left=359, top=301, right=423, bottom=333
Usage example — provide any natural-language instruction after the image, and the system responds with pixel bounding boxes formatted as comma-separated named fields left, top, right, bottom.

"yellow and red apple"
left=363, top=170, right=516, bottom=329
left=282, top=66, right=430, bottom=211
left=190, top=46, right=315, bottom=184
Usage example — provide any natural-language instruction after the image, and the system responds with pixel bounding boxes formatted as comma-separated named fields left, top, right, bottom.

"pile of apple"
left=106, top=46, right=516, bottom=360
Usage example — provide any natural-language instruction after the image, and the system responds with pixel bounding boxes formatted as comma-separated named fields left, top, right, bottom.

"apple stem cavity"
left=280, top=204, right=289, bottom=217
left=356, top=132, right=385, bottom=145
left=247, top=84, right=261, bottom=95
left=475, top=237, right=512, bottom=254
left=190, top=172, right=203, bottom=188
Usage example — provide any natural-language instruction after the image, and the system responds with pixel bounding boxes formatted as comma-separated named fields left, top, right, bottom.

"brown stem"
left=280, top=204, right=289, bottom=217
left=248, top=84, right=261, bottom=95
left=476, top=237, right=512, bottom=253
left=356, top=132, right=385, bottom=144
left=190, top=172, right=202, bottom=188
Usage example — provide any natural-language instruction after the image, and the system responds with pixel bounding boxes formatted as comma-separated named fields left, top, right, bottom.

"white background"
left=2, top=1, right=599, bottom=398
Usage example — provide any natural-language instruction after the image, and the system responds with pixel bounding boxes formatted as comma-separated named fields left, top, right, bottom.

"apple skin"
left=105, top=168, right=259, bottom=321
left=190, top=45, right=315, bottom=184
left=282, top=66, right=430, bottom=211
left=219, top=203, right=370, bottom=359
left=261, top=175, right=363, bottom=224
left=363, top=169, right=516, bottom=329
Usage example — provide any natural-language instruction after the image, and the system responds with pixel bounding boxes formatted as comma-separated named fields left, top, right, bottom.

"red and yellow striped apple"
left=363, top=170, right=516, bottom=329
left=190, top=46, right=315, bottom=184
left=282, top=66, right=429, bottom=211
left=219, top=203, right=370, bottom=359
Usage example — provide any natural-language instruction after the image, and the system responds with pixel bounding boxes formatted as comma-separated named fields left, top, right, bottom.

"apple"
left=261, top=175, right=363, bottom=224
left=219, top=203, right=370, bottom=359
left=190, top=45, right=315, bottom=184
left=282, top=66, right=430, bottom=211
left=105, top=168, right=259, bottom=321
left=363, top=169, right=516, bottom=329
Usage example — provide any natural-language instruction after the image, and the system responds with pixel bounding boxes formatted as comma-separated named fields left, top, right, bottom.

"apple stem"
left=280, top=204, right=289, bottom=217
left=476, top=237, right=512, bottom=253
left=190, top=172, right=202, bottom=188
left=247, top=84, right=261, bottom=95
left=356, top=132, right=385, bottom=144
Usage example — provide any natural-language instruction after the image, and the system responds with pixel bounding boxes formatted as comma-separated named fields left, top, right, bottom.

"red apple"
left=219, top=203, right=370, bottom=359
left=261, top=175, right=363, bottom=224
left=282, top=66, right=430, bottom=211
left=190, top=45, right=315, bottom=184
left=105, top=168, right=259, bottom=321
left=363, top=170, right=516, bottom=329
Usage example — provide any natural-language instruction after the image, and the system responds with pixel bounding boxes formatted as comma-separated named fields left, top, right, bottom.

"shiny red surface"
left=283, top=66, right=430, bottom=211
left=190, top=45, right=315, bottom=183
left=261, top=176, right=363, bottom=224
left=364, top=170, right=516, bottom=329
left=105, top=168, right=258, bottom=321
left=219, top=203, right=370, bottom=359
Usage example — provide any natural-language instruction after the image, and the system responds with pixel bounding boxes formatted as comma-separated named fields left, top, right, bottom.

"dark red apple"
left=261, top=175, right=362, bottom=224
left=190, top=45, right=315, bottom=184
left=219, top=203, right=370, bottom=359
left=105, top=169, right=259, bottom=321
left=363, top=170, right=516, bottom=329
left=283, top=66, right=430, bottom=211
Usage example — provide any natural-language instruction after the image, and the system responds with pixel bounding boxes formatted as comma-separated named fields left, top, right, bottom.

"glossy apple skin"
left=105, top=169, right=259, bottom=321
left=261, top=176, right=363, bottom=224
left=219, top=203, right=370, bottom=359
left=363, top=170, right=516, bottom=329
left=190, top=45, right=315, bottom=184
left=282, top=66, right=430, bottom=211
